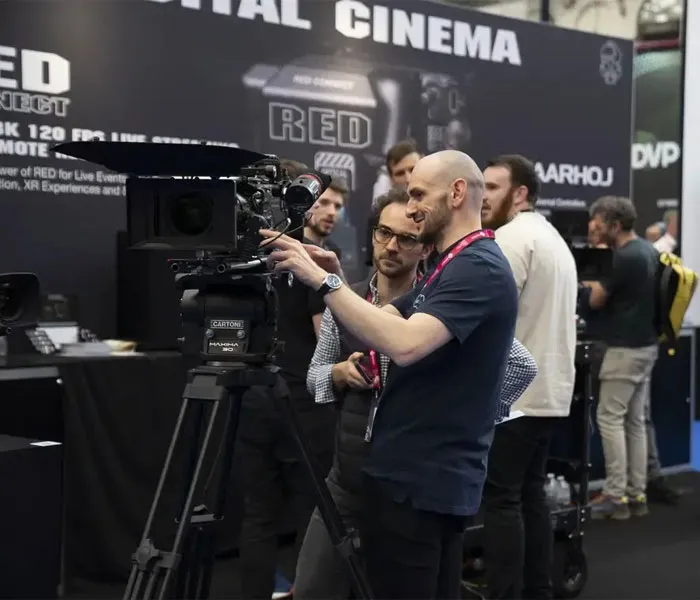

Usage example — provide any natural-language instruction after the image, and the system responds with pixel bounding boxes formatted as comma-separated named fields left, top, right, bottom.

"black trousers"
left=237, top=382, right=336, bottom=600
left=483, top=416, right=557, bottom=600
left=360, top=474, right=469, bottom=600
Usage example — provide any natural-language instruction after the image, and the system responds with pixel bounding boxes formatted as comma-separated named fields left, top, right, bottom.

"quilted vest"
left=332, top=279, right=374, bottom=495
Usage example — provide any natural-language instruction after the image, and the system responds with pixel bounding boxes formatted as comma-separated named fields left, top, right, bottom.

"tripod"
left=123, top=362, right=374, bottom=600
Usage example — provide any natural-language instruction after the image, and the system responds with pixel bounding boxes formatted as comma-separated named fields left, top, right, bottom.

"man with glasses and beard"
left=481, top=155, right=578, bottom=600
left=294, top=186, right=538, bottom=600
left=259, top=150, right=519, bottom=599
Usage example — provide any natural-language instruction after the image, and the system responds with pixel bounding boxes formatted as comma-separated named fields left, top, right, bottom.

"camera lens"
left=169, top=193, right=214, bottom=236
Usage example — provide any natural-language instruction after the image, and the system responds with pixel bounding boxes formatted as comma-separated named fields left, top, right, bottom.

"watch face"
left=327, top=273, right=343, bottom=289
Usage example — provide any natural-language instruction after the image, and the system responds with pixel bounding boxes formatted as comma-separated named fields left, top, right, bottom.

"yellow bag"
left=655, top=252, right=698, bottom=352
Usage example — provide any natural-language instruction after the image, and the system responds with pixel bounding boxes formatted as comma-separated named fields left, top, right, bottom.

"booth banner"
left=0, top=0, right=633, bottom=334
left=632, top=46, right=682, bottom=246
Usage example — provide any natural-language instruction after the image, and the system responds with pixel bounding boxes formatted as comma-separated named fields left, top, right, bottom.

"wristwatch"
left=317, top=273, right=343, bottom=296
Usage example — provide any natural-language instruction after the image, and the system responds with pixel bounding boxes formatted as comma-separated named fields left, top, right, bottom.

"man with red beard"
left=237, top=160, right=345, bottom=600
left=260, top=150, right=519, bottom=599
left=481, top=155, right=578, bottom=599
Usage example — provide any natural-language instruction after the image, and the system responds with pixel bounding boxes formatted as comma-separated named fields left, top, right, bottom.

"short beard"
left=484, top=190, right=515, bottom=230
left=307, top=221, right=328, bottom=239
left=419, top=192, right=452, bottom=246
left=376, top=256, right=414, bottom=279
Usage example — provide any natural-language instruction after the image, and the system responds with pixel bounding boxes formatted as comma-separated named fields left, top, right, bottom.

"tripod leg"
left=278, top=394, right=375, bottom=600
left=181, top=402, right=206, bottom=518
left=156, top=400, right=222, bottom=600
left=197, top=390, right=244, bottom=600
left=171, top=388, right=244, bottom=600
left=212, top=390, right=243, bottom=519
left=124, top=396, right=194, bottom=600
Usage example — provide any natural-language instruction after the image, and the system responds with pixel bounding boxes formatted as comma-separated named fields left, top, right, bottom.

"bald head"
left=412, top=150, right=484, bottom=212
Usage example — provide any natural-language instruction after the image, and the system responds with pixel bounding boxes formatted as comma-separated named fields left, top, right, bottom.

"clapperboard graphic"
left=314, top=151, right=357, bottom=191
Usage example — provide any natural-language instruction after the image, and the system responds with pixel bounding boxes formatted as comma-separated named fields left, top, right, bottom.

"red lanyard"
left=420, top=229, right=495, bottom=292
left=365, top=289, right=381, bottom=390
left=363, top=270, right=425, bottom=390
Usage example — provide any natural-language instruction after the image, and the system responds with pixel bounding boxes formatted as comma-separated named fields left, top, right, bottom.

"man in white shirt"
left=480, top=155, right=578, bottom=599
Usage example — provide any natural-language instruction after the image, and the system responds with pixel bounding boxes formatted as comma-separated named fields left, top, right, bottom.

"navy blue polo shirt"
left=362, top=237, right=518, bottom=516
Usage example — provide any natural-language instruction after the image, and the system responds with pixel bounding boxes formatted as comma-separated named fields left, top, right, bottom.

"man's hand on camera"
left=303, top=244, right=342, bottom=277
left=259, top=229, right=329, bottom=289
left=331, top=352, right=374, bottom=391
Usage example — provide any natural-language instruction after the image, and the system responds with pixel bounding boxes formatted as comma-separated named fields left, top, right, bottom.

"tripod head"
left=174, top=261, right=280, bottom=366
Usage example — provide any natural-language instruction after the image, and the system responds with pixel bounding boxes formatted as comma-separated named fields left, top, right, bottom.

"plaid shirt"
left=306, top=273, right=538, bottom=424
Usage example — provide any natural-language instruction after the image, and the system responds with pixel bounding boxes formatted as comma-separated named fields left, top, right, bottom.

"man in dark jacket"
left=237, top=160, right=345, bottom=600
left=293, top=186, right=538, bottom=599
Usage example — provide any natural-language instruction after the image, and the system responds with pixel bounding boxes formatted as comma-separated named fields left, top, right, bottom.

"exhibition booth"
left=0, top=0, right=696, bottom=592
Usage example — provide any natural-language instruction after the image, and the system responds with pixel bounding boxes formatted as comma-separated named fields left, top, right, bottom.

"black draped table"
left=0, top=352, right=247, bottom=586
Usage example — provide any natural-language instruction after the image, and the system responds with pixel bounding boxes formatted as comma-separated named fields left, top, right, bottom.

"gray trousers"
left=294, top=468, right=362, bottom=600
left=596, top=345, right=658, bottom=498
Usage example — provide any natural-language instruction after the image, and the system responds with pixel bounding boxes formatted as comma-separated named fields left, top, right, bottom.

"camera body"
left=126, top=155, right=327, bottom=260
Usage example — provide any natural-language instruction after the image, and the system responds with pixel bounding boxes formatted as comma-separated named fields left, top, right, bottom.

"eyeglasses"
left=373, top=225, right=420, bottom=251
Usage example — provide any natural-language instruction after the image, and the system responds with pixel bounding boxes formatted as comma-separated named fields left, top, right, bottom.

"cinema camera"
left=52, top=141, right=331, bottom=363
left=50, top=142, right=374, bottom=600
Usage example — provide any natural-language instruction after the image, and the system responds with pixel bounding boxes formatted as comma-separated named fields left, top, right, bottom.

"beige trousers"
left=596, top=345, right=658, bottom=499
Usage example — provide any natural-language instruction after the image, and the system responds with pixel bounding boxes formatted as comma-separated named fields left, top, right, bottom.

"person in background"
left=582, top=196, right=658, bottom=520
left=386, top=138, right=422, bottom=187
left=302, top=168, right=347, bottom=257
left=645, top=222, right=665, bottom=245
left=237, top=159, right=343, bottom=600
left=589, top=219, right=608, bottom=248
left=481, top=155, right=578, bottom=600
left=294, top=186, right=538, bottom=600
left=372, top=138, right=423, bottom=202
left=259, top=150, right=519, bottom=600
left=589, top=212, right=680, bottom=506
left=653, top=209, right=678, bottom=254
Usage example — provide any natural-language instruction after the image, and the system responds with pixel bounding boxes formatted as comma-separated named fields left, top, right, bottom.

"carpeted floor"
left=69, top=470, right=700, bottom=600
left=580, top=469, right=700, bottom=599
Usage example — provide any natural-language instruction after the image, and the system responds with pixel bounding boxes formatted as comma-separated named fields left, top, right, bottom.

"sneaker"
left=590, top=494, right=630, bottom=520
left=628, top=494, right=649, bottom=517
left=647, top=477, right=681, bottom=505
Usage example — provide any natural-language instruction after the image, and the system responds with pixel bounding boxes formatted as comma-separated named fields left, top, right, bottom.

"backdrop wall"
left=682, top=0, right=700, bottom=326
left=632, top=44, right=682, bottom=240
left=0, top=0, right=633, bottom=335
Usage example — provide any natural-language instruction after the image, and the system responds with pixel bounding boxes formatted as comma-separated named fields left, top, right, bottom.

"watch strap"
left=317, top=274, right=341, bottom=296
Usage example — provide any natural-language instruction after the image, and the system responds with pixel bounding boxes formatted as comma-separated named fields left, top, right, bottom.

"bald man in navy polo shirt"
left=260, top=150, right=518, bottom=600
